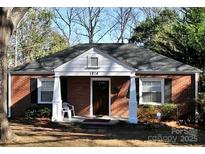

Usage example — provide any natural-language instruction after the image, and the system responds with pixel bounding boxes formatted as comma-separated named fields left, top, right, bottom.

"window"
left=91, top=57, right=98, bottom=66
left=38, top=78, right=54, bottom=104
left=140, top=79, right=164, bottom=104
left=87, top=56, right=99, bottom=68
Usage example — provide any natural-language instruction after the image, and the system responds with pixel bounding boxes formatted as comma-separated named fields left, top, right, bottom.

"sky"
left=51, top=7, right=145, bottom=45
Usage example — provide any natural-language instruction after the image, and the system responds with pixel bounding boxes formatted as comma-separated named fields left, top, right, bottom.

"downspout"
left=195, top=72, right=199, bottom=123
left=195, top=73, right=199, bottom=100
left=8, top=71, right=11, bottom=118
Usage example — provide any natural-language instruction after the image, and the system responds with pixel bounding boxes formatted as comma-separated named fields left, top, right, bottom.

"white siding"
left=55, top=48, right=134, bottom=76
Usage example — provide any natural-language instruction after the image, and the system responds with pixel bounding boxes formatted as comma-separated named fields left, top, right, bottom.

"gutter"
left=135, top=69, right=202, bottom=75
left=10, top=71, right=54, bottom=75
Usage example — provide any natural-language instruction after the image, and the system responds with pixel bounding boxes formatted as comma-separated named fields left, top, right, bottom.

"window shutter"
left=61, top=77, right=67, bottom=102
left=30, top=78, right=38, bottom=104
left=136, top=78, right=139, bottom=103
left=164, top=78, right=172, bottom=103
left=126, top=78, right=139, bottom=103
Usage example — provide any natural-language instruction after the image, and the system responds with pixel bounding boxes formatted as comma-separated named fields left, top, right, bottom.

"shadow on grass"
left=1, top=118, right=205, bottom=146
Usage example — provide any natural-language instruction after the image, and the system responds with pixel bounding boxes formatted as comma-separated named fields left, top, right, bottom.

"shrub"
left=198, top=93, right=205, bottom=116
left=138, top=105, right=160, bottom=122
left=198, top=93, right=205, bottom=109
left=160, top=104, right=177, bottom=120
left=177, top=99, right=205, bottom=125
left=25, top=105, right=52, bottom=119
left=177, top=101, right=196, bottom=123
left=36, top=107, right=51, bottom=118
left=138, top=104, right=178, bottom=122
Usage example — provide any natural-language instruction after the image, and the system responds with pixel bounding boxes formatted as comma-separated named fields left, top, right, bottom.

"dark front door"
left=92, top=80, right=109, bottom=116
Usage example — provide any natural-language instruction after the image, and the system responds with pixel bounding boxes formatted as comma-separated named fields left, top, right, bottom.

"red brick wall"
left=67, top=77, right=90, bottom=116
left=66, top=76, right=130, bottom=117
left=10, top=74, right=195, bottom=118
left=11, top=74, right=53, bottom=117
left=171, top=75, right=194, bottom=103
left=111, top=77, right=130, bottom=118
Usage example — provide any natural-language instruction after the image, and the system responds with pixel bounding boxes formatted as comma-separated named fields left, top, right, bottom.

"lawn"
left=1, top=119, right=205, bottom=147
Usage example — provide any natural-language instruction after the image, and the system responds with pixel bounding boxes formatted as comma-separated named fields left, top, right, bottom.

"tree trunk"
left=0, top=8, right=13, bottom=142
left=0, top=7, right=29, bottom=142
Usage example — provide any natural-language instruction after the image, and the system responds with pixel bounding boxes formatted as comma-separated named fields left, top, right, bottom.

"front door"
left=92, top=80, right=109, bottom=116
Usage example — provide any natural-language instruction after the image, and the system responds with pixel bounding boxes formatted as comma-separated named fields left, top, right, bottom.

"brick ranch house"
left=8, top=43, right=202, bottom=123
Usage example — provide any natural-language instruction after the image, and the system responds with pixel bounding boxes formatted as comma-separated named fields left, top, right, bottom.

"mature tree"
left=52, top=7, right=141, bottom=44
left=110, top=8, right=132, bottom=43
left=0, top=7, right=29, bottom=141
left=108, top=8, right=140, bottom=43
left=8, top=8, right=68, bottom=66
left=131, top=8, right=205, bottom=68
left=74, top=7, right=104, bottom=44
left=130, top=8, right=178, bottom=49
left=130, top=7, right=205, bottom=89
left=53, top=7, right=107, bottom=44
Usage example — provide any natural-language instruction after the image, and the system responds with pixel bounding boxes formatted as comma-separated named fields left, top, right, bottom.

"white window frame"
left=87, top=56, right=100, bottom=68
left=139, top=78, right=164, bottom=105
left=37, top=78, right=54, bottom=104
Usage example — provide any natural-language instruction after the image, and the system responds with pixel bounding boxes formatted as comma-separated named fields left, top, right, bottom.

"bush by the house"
left=25, top=105, right=52, bottom=119
left=198, top=93, right=205, bottom=109
left=138, top=105, right=159, bottom=122
left=138, top=104, right=177, bottom=122
left=196, top=93, right=205, bottom=124
left=160, top=104, right=177, bottom=120
left=177, top=101, right=196, bottom=124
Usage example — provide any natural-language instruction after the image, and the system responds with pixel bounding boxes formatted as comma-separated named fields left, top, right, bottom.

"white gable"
left=55, top=48, right=134, bottom=76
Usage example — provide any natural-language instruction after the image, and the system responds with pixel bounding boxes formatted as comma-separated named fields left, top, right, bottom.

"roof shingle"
left=11, top=43, right=202, bottom=73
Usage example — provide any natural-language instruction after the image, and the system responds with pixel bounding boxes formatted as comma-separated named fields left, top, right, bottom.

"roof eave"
left=10, top=71, right=54, bottom=75
left=135, top=70, right=202, bottom=75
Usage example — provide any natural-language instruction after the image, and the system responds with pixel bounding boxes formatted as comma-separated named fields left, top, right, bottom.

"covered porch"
left=51, top=75, right=138, bottom=124
left=51, top=47, right=138, bottom=123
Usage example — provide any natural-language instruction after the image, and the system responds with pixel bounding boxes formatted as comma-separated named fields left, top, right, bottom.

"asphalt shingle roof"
left=11, top=43, right=201, bottom=74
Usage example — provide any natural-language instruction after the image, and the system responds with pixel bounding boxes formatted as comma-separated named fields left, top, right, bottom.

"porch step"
left=81, top=118, right=118, bottom=126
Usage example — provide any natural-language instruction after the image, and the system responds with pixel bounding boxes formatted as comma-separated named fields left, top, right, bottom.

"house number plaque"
left=90, top=72, right=98, bottom=76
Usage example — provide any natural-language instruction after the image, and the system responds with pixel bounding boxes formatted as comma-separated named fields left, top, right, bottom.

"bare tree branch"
left=74, top=7, right=104, bottom=43
left=140, top=7, right=164, bottom=20
left=53, top=7, right=76, bottom=43
left=109, top=7, right=138, bottom=43
left=96, top=21, right=118, bottom=43
left=52, top=18, right=69, bottom=42
left=54, top=8, right=71, bottom=27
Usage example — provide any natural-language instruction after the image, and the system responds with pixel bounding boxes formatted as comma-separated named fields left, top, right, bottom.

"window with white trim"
left=38, top=78, right=54, bottom=104
left=87, top=56, right=99, bottom=68
left=140, top=79, right=164, bottom=104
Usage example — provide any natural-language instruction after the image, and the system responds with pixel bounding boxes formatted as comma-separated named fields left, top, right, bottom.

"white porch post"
left=128, top=75, right=138, bottom=124
left=52, top=75, right=63, bottom=122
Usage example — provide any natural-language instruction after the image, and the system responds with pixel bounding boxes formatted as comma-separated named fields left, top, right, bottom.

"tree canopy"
left=130, top=8, right=205, bottom=70
left=9, top=8, right=68, bottom=66
left=130, top=8, right=205, bottom=89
